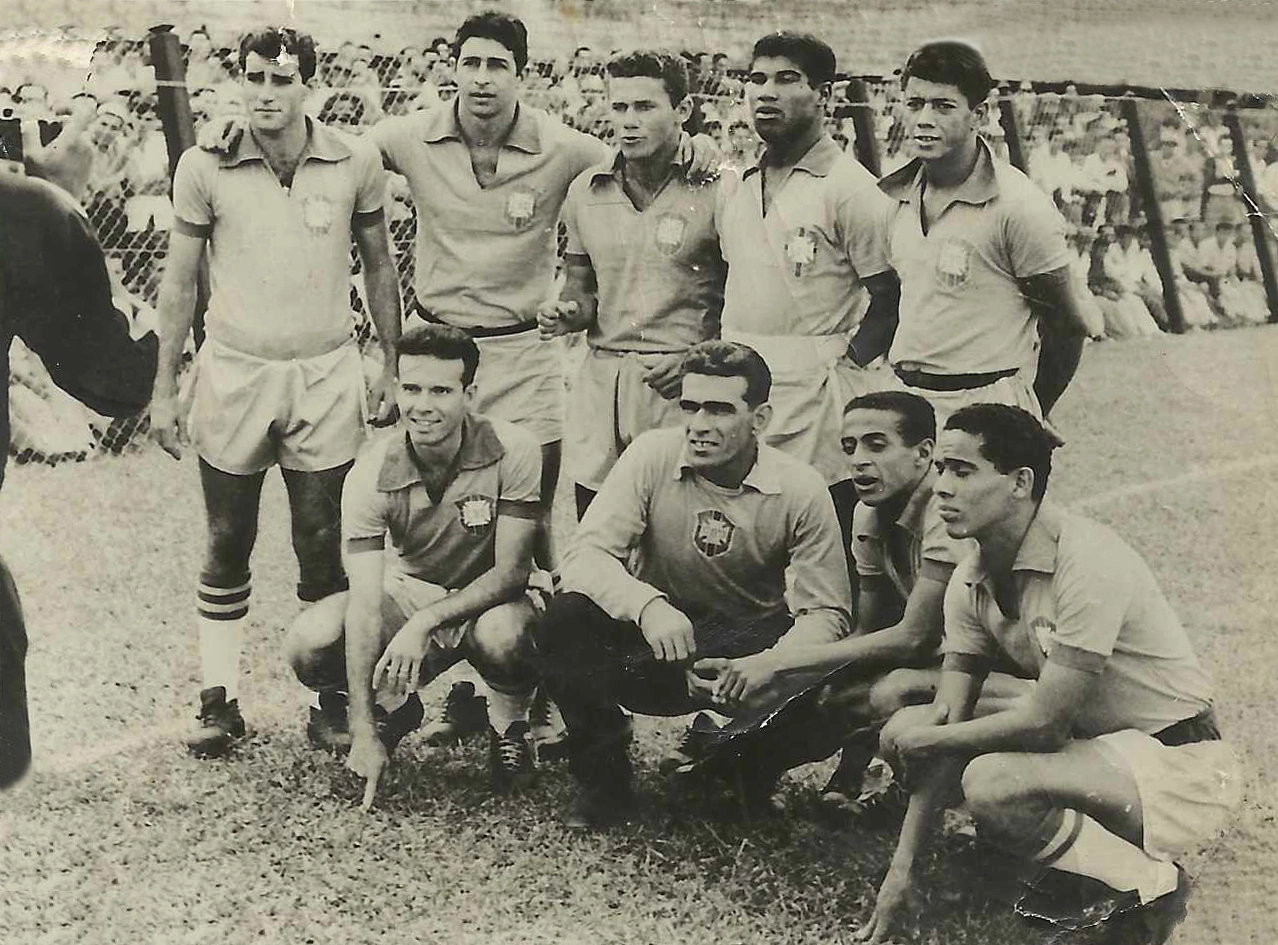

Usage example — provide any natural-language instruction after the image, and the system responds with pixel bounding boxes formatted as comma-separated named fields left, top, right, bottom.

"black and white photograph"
left=0, top=1, right=1273, bottom=942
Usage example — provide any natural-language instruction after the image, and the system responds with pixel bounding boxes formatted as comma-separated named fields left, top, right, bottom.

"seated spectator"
left=1220, top=222, right=1270, bottom=325
left=1153, top=136, right=1203, bottom=223
left=1063, top=230, right=1107, bottom=339
left=725, top=118, right=758, bottom=171
left=1075, top=136, right=1129, bottom=226
left=83, top=100, right=134, bottom=203
left=1095, top=227, right=1162, bottom=339
left=184, top=27, right=225, bottom=90
left=1028, top=128, right=1077, bottom=209
left=1168, top=219, right=1220, bottom=328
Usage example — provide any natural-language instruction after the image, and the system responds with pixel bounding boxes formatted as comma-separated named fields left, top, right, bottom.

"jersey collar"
left=878, top=135, right=1000, bottom=208
left=421, top=101, right=543, bottom=154
left=221, top=116, right=352, bottom=168
left=963, top=502, right=1062, bottom=586
left=674, top=440, right=784, bottom=495
left=377, top=414, right=506, bottom=492
left=742, top=133, right=841, bottom=181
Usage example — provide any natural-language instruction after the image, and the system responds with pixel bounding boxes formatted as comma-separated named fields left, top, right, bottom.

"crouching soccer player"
left=677, top=391, right=1030, bottom=812
left=535, top=341, right=853, bottom=827
left=283, top=324, right=545, bottom=796
left=858, top=405, right=1241, bottom=945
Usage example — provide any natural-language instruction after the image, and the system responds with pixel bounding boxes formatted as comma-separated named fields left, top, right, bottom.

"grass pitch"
left=2, top=326, right=1276, bottom=944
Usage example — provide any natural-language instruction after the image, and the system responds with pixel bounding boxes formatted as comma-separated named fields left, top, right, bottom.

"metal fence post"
left=997, top=88, right=1027, bottom=172
left=845, top=78, right=881, bottom=177
left=1223, top=108, right=1278, bottom=323
left=1120, top=95, right=1185, bottom=333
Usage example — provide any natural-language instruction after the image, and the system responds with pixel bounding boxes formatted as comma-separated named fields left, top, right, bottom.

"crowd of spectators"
left=4, top=27, right=1277, bottom=462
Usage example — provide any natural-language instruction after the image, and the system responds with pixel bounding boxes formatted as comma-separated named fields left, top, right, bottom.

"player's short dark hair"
left=606, top=50, right=688, bottom=105
left=845, top=390, right=936, bottom=446
left=681, top=341, right=772, bottom=407
left=396, top=322, right=481, bottom=387
left=944, top=404, right=1056, bottom=501
left=750, top=32, right=836, bottom=87
left=901, top=40, right=994, bottom=109
left=453, top=11, right=528, bottom=75
left=238, top=27, right=317, bottom=83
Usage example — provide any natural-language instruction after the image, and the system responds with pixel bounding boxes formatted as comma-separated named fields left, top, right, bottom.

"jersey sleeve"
left=341, top=448, right=390, bottom=555
left=367, top=115, right=407, bottom=174
left=352, top=138, right=388, bottom=219
left=940, top=564, right=998, bottom=660
left=1002, top=185, right=1071, bottom=279
left=849, top=501, right=885, bottom=577
left=836, top=175, right=893, bottom=280
left=496, top=426, right=543, bottom=518
left=561, top=178, right=585, bottom=256
left=784, top=471, right=854, bottom=642
left=1043, top=530, right=1133, bottom=674
left=170, top=149, right=213, bottom=236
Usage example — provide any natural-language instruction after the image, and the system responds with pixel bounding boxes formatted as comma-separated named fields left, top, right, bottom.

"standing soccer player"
left=716, top=31, right=901, bottom=545
left=858, top=405, right=1240, bottom=945
left=151, top=28, right=403, bottom=757
left=538, top=50, right=726, bottom=518
left=867, top=42, right=1090, bottom=426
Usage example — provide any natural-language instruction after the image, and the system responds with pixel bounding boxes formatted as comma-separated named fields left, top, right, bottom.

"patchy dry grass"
left=2, top=326, right=1277, bottom=944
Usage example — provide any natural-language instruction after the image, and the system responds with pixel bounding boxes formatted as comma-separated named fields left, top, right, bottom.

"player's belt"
left=894, top=367, right=1019, bottom=392
left=413, top=302, right=538, bottom=339
left=1152, top=707, right=1221, bottom=747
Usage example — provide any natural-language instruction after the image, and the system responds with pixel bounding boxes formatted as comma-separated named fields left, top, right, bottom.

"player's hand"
left=854, top=865, right=918, bottom=944
left=22, top=109, right=94, bottom=198
left=373, top=618, right=433, bottom=695
left=149, top=393, right=184, bottom=461
left=346, top=728, right=389, bottom=813
left=685, top=667, right=718, bottom=704
left=536, top=300, right=581, bottom=340
left=881, top=701, right=947, bottom=789
left=642, top=352, right=684, bottom=399
left=696, top=652, right=782, bottom=713
left=197, top=115, right=245, bottom=156
left=368, top=363, right=399, bottom=428
left=677, top=131, right=722, bottom=184
left=638, top=597, right=697, bottom=663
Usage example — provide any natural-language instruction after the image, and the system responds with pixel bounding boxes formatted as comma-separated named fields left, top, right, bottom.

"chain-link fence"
left=6, top=30, right=1278, bottom=467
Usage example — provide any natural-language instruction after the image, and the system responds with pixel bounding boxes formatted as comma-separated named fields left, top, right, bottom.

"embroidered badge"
left=301, top=195, right=334, bottom=235
left=936, top=238, right=972, bottom=290
left=693, top=509, right=736, bottom=558
left=784, top=227, right=818, bottom=276
left=456, top=494, right=497, bottom=534
left=504, top=188, right=537, bottom=230
left=1030, top=616, right=1057, bottom=656
left=655, top=213, right=688, bottom=255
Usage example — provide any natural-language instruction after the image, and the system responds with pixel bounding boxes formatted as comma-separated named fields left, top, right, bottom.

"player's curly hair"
left=900, top=40, right=994, bottom=109
left=681, top=341, right=772, bottom=407
left=846, top=391, right=936, bottom=447
left=396, top=322, right=481, bottom=388
left=945, top=404, right=1057, bottom=501
left=238, top=27, right=318, bottom=84
left=606, top=50, right=689, bottom=105
left=454, top=11, right=529, bottom=75
left=750, top=32, right=836, bottom=88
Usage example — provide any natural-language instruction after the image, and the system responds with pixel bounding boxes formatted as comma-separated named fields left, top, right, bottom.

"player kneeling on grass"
left=856, top=404, right=1241, bottom=945
left=283, top=324, right=545, bottom=798
left=535, top=340, right=853, bottom=828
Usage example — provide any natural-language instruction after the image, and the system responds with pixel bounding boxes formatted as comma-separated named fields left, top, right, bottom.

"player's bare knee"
left=960, top=753, right=1028, bottom=823
left=470, top=603, right=535, bottom=674
left=284, top=595, right=347, bottom=687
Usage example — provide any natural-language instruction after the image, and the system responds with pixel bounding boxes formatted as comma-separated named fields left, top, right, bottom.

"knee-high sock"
left=197, top=577, right=249, bottom=701
left=1036, top=809, right=1180, bottom=904
left=487, top=682, right=534, bottom=734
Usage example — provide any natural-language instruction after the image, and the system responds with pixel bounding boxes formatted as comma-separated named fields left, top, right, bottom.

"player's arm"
left=402, top=511, right=539, bottom=632
left=847, top=269, right=901, bottom=367
left=774, top=483, right=854, bottom=647
left=539, top=253, right=598, bottom=337
left=1019, top=266, right=1087, bottom=415
left=12, top=183, right=157, bottom=417
left=857, top=574, right=904, bottom=633
left=352, top=209, right=403, bottom=425
left=150, top=228, right=207, bottom=459
left=344, top=546, right=386, bottom=741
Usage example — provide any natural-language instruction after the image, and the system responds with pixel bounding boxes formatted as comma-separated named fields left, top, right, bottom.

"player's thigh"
left=564, top=350, right=622, bottom=492
left=189, top=342, right=282, bottom=476
left=278, top=344, right=367, bottom=474
left=198, top=459, right=267, bottom=558
left=280, top=462, right=354, bottom=533
left=962, top=740, right=1144, bottom=846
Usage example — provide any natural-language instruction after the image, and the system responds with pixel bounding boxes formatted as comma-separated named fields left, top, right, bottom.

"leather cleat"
left=1098, top=865, right=1191, bottom=945
left=563, top=784, right=638, bottom=829
left=306, top=690, right=352, bottom=754
left=528, top=687, right=569, bottom=763
left=489, top=720, right=536, bottom=793
left=186, top=686, right=245, bottom=758
left=421, top=681, right=488, bottom=747
left=374, top=691, right=424, bottom=754
left=659, top=711, right=724, bottom=775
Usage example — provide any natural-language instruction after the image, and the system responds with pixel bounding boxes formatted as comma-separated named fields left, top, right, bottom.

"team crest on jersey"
left=654, top=213, right=688, bottom=255
left=936, top=238, right=972, bottom=290
left=505, top=188, right=537, bottom=229
left=784, top=227, right=818, bottom=276
left=302, top=195, right=334, bottom=235
left=693, top=509, right=736, bottom=558
left=1030, top=616, right=1057, bottom=656
left=456, top=494, right=496, bottom=534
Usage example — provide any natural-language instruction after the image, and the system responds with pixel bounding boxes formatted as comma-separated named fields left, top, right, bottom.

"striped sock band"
left=198, top=577, right=251, bottom=622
